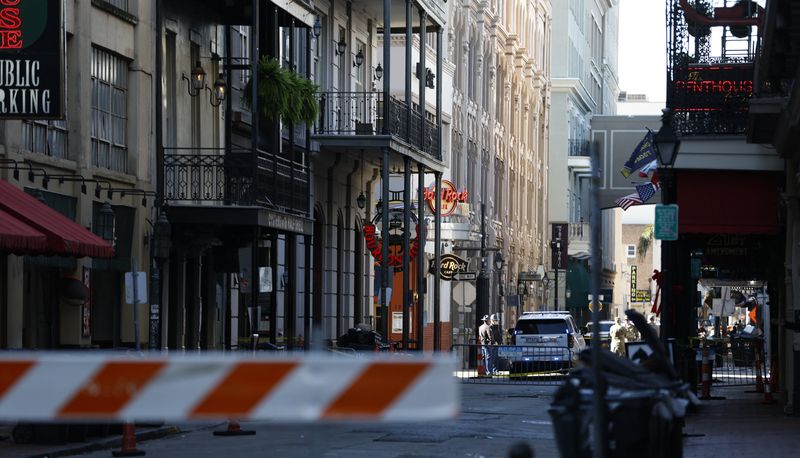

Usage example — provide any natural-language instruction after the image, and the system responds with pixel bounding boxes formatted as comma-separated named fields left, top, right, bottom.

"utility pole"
left=476, top=203, right=489, bottom=338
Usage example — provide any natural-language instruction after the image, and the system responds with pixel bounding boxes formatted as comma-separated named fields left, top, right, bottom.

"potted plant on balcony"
left=242, top=56, right=319, bottom=125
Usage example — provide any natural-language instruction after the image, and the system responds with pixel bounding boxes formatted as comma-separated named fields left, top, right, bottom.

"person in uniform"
left=609, top=317, right=627, bottom=357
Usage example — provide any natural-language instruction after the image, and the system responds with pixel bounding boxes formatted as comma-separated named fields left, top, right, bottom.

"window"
left=91, top=47, right=128, bottom=173
left=627, top=245, right=636, bottom=258
left=23, top=119, right=68, bottom=159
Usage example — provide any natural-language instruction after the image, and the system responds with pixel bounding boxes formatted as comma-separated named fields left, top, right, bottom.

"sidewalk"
left=0, top=422, right=222, bottom=458
left=683, top=386, right=800, bottom=457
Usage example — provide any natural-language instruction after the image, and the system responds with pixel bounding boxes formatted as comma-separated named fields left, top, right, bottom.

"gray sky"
left=618, top=0, right=666, bottom=105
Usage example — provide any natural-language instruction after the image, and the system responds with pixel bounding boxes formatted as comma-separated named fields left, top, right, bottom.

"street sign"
left=124, top=272, right=147, bottom=305
left=454, top=271, right=477, bottom=281
left=588, top=301, right=604, bottom=312
left=452, top=281, right=476, bottom=306
left=654, top=204, right=679, bottom=241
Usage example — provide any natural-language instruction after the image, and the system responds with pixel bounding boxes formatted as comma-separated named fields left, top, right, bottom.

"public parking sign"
left=654, top=204, right=679, bottom=241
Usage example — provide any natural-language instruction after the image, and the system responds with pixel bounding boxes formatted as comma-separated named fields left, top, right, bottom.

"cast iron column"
left=434, top=171, right=442, bottom=351
left=403, top=156, right=411, bottom=349
left=417, top=164, right=425, bottom=352
left=476, top=203, right=489, bottom=339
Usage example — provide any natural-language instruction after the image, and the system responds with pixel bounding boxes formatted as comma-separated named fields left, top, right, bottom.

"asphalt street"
left=75, top=383, right=560, bottom=458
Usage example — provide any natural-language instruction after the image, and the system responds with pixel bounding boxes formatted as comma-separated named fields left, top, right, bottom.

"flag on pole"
left=635, top=182, right=660, bottom=203
left=615, top=192, right=643, bottom=211
left=637, top=159, right=659, bottom=177
left=620, top=130, right=656, bottom=178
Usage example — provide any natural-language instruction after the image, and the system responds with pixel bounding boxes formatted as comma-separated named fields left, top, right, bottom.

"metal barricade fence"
left=451, top=343, right=574, bottom=385
left=691, top=336, right=765, bottom=388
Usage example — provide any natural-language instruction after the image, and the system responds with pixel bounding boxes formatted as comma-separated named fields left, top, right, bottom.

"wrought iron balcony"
left=163, top=147, right=309, bottom=215
left=568, top=139, right=590, bottom=157
left=314, top=91, right=441, bottom=161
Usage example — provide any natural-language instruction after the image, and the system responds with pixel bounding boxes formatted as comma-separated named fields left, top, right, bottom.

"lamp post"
left=652, top=108, right=681, bottom=343
left=150, top=209, right=172, bottom=350
left=550, top=239, right=561, bottom=311
left=494, top=252, right=505, bottom=325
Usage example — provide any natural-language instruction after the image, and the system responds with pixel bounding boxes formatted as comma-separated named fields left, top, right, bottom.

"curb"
left=27, top=425, right=181, bottom=458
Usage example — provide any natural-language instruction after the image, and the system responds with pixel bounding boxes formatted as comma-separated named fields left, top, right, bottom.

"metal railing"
left=568, top=139, right=590, bottom=157
left=315, top=91, right=441, bottom=161
left=694, top=336, right=766, bottom=388
left=163, top=147, right=310, bottom=214
left=451, top=343, right=574, bottom=385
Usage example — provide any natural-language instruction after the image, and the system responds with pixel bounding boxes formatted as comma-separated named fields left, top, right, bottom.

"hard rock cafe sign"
left=423, top=180, right=468, bottom=217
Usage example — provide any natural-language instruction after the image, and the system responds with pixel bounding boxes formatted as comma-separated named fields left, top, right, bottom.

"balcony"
left=314, top=91, right=441, bottom=161
left=568, top=222, right=590, bottom=255
left=163, top=147, right=309, bottom=215
left=568, top=139, right=590, bottom=157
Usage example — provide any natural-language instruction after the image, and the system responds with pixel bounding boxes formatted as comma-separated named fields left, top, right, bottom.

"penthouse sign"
left=0, top=0, right=63, bottom=119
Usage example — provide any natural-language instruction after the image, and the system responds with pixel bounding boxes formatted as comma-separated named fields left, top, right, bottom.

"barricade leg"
left=111, top=423, right=145, bottom=457
left=213, top=419, right=255, bottom=437
left=754, top=341, right=764, bottom=393
left=700, top=338, right=712, bottom=400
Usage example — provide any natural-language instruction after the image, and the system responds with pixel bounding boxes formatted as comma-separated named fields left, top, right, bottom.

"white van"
left=508, top=311, right=586, bottom=374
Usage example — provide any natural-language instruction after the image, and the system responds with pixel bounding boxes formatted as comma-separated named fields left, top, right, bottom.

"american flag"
left=635, top=182, right=660, bottom=202
left=615, top=192, right=642, bottom=211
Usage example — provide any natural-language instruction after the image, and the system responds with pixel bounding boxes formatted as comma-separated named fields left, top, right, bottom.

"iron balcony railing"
left=314, top=91, right=441, bottom=161
left=163, top=147, right=309, bottom=215
left=568, top=139, right=590, bottom=157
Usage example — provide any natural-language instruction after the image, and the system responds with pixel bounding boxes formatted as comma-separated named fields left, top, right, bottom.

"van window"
left=515, top=319, right=570, bottom=335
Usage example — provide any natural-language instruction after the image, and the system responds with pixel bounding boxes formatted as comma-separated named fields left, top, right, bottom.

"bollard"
left=700, top=337, right=712, bottom=400
left=754, top=340, right=764, bottom=393
left=213, top=419, right=255, bottom=437
left=111, top=423, right=145, bottom=457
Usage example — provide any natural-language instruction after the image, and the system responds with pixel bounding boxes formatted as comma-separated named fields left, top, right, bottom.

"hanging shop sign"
left=630, top=266, right=637, bottom=297
left=673, top=64, right=753, bottom=113
left=363, top=223, right=422, bottom=270
left=424, top=180, right=468, bottom=217
left=429, top=253, right=468, bottom=281
left=0, top=0, right=64, bottom=119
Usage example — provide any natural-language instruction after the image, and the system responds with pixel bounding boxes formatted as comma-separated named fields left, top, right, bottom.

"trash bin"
left=731, top=337, right=756, bottom=367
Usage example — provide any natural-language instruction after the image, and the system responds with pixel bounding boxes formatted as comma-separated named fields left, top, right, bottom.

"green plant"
left=686, top=0, right=712, bottom=38
left=242, top=56, right=319, bottom=125
left=637, top=225, right=654, bottom=260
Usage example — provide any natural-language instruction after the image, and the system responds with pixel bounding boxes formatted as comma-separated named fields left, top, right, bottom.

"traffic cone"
left=112, top=423, right=145, bottom=456
left=762, top=378, right=776, bottom=404
left=213, top=419, right=255, bottom=436
left=476, top=349, right=486, bottom=376
left=700, top=338, right=712, bottom=400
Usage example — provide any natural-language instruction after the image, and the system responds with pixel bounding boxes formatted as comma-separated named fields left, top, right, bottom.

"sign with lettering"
left=673, top=63, right=753, bottom=113
left=430, top=254, right=468, bottom=281
left=0, top=0, right=63, bottom=119
left=363, top=223, right=422, bottom=270
left=632, top=289, right=651, bottom=303
left=630, top=266, right=637, bottom=297
left=424, top=180, right=468, bottom=217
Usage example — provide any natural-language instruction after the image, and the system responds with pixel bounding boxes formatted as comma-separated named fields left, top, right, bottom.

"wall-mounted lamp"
left=426, top=68, right=435, bottom=89
left=313, top=16, right=322, bottom=38
left=182, top=61, right=206, bottom=97
left=374, top=63, right=383, bottom=81
left=335, top=38, right=347, bottom=56
left=282, top=268, right=290, bottom=287
left=356, top=191, right=366, bottom=210
left=353, top=49, right=364, bottom=68
left=206, top=74, right=226, bottom=107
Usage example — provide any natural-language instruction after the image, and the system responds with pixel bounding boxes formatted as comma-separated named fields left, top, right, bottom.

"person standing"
left=479, top=315, right=495, bottom=375
left=490, top=313, right=503, bottom=345
left=609, top=317, right=627, bottom=357
left=624, top=319, right=641, bottom=342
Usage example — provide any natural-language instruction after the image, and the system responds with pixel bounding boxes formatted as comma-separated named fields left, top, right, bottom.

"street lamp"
left=652, top=108, right=681, bottom=343
left=494, top=253, right=505, bottom=323
left=550, top=239, right=562, bottom=310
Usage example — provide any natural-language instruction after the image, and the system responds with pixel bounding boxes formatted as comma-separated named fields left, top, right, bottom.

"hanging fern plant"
left=686, top=0, right=713, bottom=38
left=242, top=56, right=319, bottom=126
left=637, top=225, right=655, bottom=260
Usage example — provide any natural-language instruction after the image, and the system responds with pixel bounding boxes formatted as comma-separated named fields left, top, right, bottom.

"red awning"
left=0, top=208, right=48, bottom=254
left=677, top=171, right=780, bottom=235
left=0, top=181, right=115, bottom=258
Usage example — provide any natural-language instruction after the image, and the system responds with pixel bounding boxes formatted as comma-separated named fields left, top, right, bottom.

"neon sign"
left=423, top=180, right=468, bottom=217
left=672, top=64, right=753, bottom=112
left=363, top=223, right=422, bottom=269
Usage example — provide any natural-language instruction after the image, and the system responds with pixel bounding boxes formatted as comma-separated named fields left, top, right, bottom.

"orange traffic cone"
left=476, top=348, right=486, bottom=376
left=112, top=423, right=145, bottom=456
left=213, top=419, right=255, bottom=437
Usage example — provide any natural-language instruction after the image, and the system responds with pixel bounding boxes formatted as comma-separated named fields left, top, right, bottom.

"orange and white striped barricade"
left=0, top=352, right=458, bottom=423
